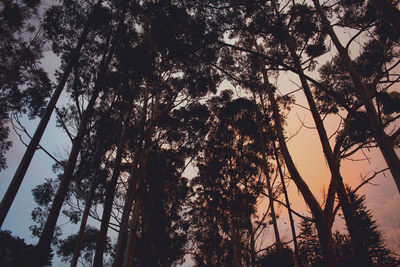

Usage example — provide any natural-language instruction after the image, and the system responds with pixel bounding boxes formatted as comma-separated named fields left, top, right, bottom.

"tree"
left=0, top=0, right=103, bottom=228
left=0, top=230, right=51, bottom=266
left=297, top=219, right=324, bottom=267
left=0, top=0, right=51, bottom=171
left=258, top=246, right=295, bottom=267
left=334, top=191, right=397, bottom=266
left=191, top=92, right=267, bottom=266
left=312, top=0, right=400, bottom=194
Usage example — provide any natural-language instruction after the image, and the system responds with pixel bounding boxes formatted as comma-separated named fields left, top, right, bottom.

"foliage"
left=334, top=191, right=397, bottom=266
left=0, top=230, right=52, bottom=266
left=258, top=246, right=295, bottom=267
left=57, top=226, right=112, bottom=265
left=0, top=0, right=52, bottom=170
left=297, top=218, right=324, bottom=267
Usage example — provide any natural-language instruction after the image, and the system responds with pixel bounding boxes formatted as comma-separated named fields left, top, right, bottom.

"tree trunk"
left=92, top=114, right=129, bottom=267
left=273, top=142, right=301, bottom=266
left=70, top=170, right=98, bottom=267
left=122, top=195, right=142, bottom=267
left=258, top=128, right=283, bottom=254
left=247, top=217, right=256, bottom=267
left=231, top=222, right=240, bottom=267
left=112, top=156, right=144, bottom=267
left=257, top=67, right=338, bottom=266
left=312, top=0, right=400, bottom=195
left=0, top=5, right=96, bottom=227
left=282, top=27, right=373, bottom=266
left=31, top=35, right=114, bottom=267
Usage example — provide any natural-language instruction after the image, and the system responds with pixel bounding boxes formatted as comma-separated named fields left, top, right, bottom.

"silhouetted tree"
left=0, top=230, right=52, bottom=266
left=334, top=191, right=397, bottom=266
left=0, top=0, right=51, bottom=171
left=258, top=246, right=295, bottom=267
left=298, top=219, right=324, bottom=267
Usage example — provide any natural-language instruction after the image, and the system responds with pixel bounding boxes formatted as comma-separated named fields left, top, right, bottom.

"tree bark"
left=247, top=215, right=256, bottom=267
left=231, top=222, right=240, bottom=267
left=112, top=155, right=144, bottom=267
left=0, top=5, right=96, bottom=227
left=312, top=0, right=400, bottom=195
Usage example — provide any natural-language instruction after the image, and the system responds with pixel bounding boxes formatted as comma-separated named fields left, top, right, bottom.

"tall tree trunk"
left=258, top=128, right=283, bottom=254
left=93, top=113, right=129, bottom=267
left=282, top=27, right=373, bottom=266
left=112, top=155, right=145, bottom=267
left=257, top=67, right=338, bottom=266
left=273, top=142, right=301, bottom=266
left=32, top=35, right=115, bottom=267
left=70, top=169, right=99, bottom=267
left=231, top=222, right=240, bottom=267
left=247, top=216, right=256, bottom=267
left=122, top=195, right=142, bottom=267
left=0, top=2, right=98, bottom=227
left=312, top=0, right=400, bottom=194
left=113, top=88, right=151, bottom=267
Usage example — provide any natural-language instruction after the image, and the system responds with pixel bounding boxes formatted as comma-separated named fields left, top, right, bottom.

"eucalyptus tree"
left=312, top=0, right=400, bottom=193
left=108, top=2, right=221, bottom=266
left=0, top=0, right=51, bottom=171
left=191, top=92, right=268, bottom=267
left=29, top=100, right=121, bottom=266
left=206, top=3, right=339, bottom=264
left=264, top=1, right=372, bottom=264
left=30, top=1, right=132, bottom=265
left=311, top=0, right=400, bottom=177
left=0, top=0, right=104, bottom=228
left=209, top=0, right=389, bottom=264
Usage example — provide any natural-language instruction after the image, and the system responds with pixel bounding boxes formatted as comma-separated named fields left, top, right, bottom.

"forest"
left=0, top=0, right=400, bottom=266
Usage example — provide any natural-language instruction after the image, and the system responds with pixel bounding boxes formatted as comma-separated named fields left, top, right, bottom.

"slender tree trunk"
left=273, top=142, right=301, bottom=266
left=32, top=35, right=114, bottom=267
left=258, top=129, right=283, bottom=254
left=253, top=36, right=337, bottom=264
left=113, top=90, right=157, bottom=267
left=123, top=195, right=142, bottom=267
left=247, top=217, right=256, bottom=267
left=257, top=68, right=338, bottom=266
left=0, top=6, right=96, bottom=227
left=231, top=222, right=240, bottom=267
left=312, top=0, right=400, bottom=195
left=282, top=27, right=373, bottom=266
left=93, top=114, right=129, bottom=267
left=70, top=170, right=98, bottom=267
left=112, top=156, right=144, bottom=267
